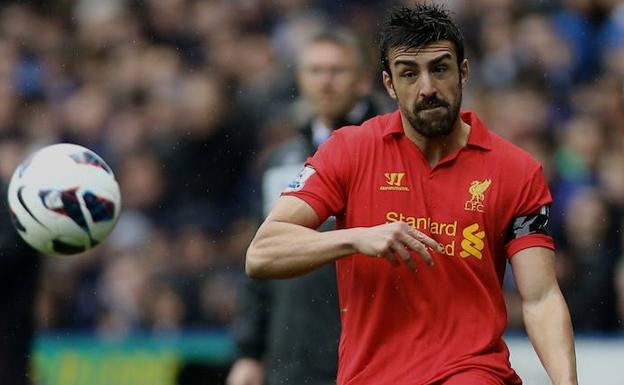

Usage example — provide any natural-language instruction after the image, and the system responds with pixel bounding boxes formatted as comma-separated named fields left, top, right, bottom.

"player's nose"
left=419, top=73, right=437, bottom=98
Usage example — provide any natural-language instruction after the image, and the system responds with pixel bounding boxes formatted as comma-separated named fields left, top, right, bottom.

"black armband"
left=505, top=205, right=550, bottom=243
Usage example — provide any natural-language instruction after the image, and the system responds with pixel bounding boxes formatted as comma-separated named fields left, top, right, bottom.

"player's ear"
left=382, top=70, right=397, bottom=100
left=459, top=59, right=469, bottom=88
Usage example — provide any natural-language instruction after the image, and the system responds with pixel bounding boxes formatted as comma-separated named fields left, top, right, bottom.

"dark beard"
left=403, top=90, right=462, bottom=138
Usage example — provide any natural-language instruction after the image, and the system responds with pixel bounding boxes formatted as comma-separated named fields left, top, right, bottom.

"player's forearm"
left=246, top=220, right=357, bottom=279
left=522, top=286, right=578, bottom=385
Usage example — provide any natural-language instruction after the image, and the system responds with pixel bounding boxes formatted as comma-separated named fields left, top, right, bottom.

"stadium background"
left=0, top=0, right=622, bottom=384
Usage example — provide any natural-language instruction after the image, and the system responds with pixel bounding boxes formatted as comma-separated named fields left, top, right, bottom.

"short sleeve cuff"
left=506, top=233, right=555, bottom=259
left=282, top=191, right=332, bottom=222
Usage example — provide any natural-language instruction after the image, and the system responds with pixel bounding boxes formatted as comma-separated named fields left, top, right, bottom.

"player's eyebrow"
left=428, top=53, right=452, bottom=66
left=393, top=59, right=418, bottom=67
left=393, top=53, right=453, bottom=68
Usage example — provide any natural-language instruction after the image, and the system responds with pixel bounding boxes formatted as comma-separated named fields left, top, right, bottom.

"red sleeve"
left=281, top=131, right=350, bottom=222
left=506, top=165, right=555, bottom=258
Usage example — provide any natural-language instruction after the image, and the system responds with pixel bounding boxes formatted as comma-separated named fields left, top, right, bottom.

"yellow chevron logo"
left=460, top=223, right=486, bottom=260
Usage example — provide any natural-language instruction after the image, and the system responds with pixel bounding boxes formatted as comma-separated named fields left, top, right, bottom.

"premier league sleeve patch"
left=283, top=166, right=316, bottom=193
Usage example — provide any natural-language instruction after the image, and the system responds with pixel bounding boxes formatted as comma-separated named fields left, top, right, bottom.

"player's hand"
left=226, top=358, right=264, bottom=385
left=351, top=221, right=443, bottom=271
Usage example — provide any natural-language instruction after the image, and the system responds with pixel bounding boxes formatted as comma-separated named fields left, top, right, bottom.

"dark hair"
left=379, top=4, right=465, bottom=74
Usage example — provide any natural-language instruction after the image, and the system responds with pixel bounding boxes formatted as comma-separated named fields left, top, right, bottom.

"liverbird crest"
left=469, top=179, right=492, bottom=203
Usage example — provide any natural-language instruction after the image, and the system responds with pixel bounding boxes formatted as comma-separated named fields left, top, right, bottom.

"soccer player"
left=227, top=29, right=381, bottom=385
left=245, top=4, right=578, bottom=385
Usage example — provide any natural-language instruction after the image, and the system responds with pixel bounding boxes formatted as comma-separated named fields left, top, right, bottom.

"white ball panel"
left=7, top=185, right=56, bottom=256
left=7, top=143, right=121, bottom=256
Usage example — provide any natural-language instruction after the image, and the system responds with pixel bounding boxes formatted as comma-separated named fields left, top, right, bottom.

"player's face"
left=382, top=40, right=468, bottom=138
left=298, top=41, right=367, bottom=124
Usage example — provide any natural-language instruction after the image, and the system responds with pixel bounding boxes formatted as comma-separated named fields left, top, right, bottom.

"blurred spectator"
left=162, top=73, right=257, bottom=231
left=97, top=252, right=152, bottom=336
left=146, top=280, right=187, bottom=334
left=558, top=188, right=620, bottom=330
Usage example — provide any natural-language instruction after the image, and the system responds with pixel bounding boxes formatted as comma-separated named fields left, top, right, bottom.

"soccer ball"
left=7, top=143, right=121, bottom=256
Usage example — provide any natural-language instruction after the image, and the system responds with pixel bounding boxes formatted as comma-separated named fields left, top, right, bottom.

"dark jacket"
left=0, top=181, right=40, bottom=385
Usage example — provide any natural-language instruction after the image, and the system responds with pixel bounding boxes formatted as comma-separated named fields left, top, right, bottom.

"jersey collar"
left=462, top=111, right=492, bottom=151
left=382, top=109, right=492, bottom=151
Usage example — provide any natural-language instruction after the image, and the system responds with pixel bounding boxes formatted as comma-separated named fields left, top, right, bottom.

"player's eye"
left=433, top=65, right=448, bottom=74
left=401, top=71, right=416, bottom=79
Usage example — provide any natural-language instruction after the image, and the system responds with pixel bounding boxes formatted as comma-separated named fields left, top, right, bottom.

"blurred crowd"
left=0, top=0, right=623, bottom=337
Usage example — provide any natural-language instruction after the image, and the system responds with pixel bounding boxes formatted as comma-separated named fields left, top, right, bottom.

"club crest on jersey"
left=284, top=166, right=316, bottom=193
left=464, top=178, right=492, bottom=212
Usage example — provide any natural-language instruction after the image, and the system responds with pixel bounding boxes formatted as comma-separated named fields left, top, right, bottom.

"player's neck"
left=403, top=116, right=470, bottom=167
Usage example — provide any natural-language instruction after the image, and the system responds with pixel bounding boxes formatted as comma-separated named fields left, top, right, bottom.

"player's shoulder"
left=465, top=110, right=543, bottom=176
left=487, top=130, right=543, bottom=173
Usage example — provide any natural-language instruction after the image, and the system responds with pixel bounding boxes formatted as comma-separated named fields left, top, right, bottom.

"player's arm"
left=246, top=196, right=442, bottom=279
left=511, top=247, right=578, bottom=385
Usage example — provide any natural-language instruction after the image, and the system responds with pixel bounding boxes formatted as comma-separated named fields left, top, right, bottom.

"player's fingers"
left=383, top=250, right=399, bottom=266
left=391, top=241, right=417, bottom=271
left=406, top=227, right=443, bottom=253
left=399, top=233, right=434, bottom=266
left=414, top=241, right=435, bottom=266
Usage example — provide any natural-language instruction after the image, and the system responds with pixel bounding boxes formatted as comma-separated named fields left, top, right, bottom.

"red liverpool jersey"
left=283, top=110, right=554, bottom=385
